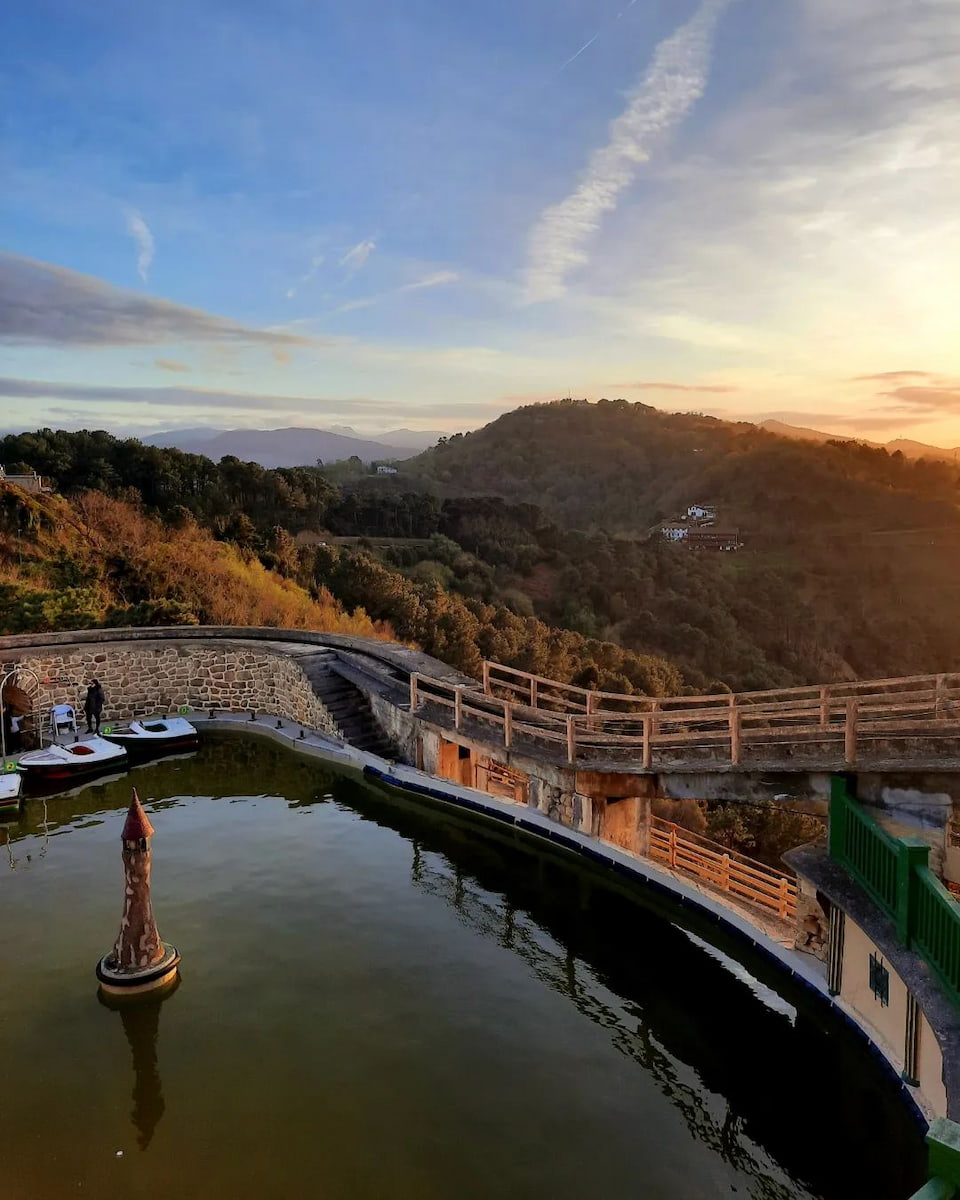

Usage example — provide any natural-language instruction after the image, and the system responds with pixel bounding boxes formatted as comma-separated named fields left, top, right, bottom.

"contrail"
left=557, top=0, right=641, bottom=74
left=528, top=0, right=736, bottom=301
left=558, top=32, right=600, bottom=73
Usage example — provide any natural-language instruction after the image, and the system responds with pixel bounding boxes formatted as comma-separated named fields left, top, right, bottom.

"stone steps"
left=300, top=652, right=398, bottom=758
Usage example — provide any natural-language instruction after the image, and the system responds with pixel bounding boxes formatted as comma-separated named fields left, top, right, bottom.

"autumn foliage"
left=0, top=484, right=390, bottom=640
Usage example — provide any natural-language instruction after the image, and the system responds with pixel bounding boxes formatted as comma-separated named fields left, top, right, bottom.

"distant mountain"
left=759, top=419, right=960, bottom=463
left=143, top=426, right=417, bottom=467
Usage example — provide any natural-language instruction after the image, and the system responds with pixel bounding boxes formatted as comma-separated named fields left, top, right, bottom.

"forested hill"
left=406, top=399, right=960, bottom=540
left=4, top=416, right=960, bottom=694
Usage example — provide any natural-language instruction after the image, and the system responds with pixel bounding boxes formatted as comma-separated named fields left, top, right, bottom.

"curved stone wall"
left=0, top=638, right=337, bottom=734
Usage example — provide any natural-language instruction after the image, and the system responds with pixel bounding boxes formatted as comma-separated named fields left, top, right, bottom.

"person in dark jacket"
left=84, top=679, right=105, bottom=734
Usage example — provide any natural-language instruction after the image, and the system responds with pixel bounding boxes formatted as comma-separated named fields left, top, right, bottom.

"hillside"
left=0, top=482, right=389, bottom=637
left=5, top=413, right=960, bottom=693
left=408, top=399, right=960, bottom=540
left=758, top=419, right=960, bottom=464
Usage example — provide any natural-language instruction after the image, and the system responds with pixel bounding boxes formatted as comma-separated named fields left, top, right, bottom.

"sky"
left=1, top=0, right=959, bottom=442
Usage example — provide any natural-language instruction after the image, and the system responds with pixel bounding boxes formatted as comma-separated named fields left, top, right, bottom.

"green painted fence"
left=830, top=776, right=960, bottom=1009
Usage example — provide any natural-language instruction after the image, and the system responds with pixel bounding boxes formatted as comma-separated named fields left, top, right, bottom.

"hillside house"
left=0, top=465, right=50, bottom=494
left=660, top=522, right=689, bottom=542
left=686, top=503, right=717, bottom=521
left=376, top=464, right=399, bottom=475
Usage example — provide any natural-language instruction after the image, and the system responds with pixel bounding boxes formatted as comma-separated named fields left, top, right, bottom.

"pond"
left=0, top=734, right=924, bottom=1200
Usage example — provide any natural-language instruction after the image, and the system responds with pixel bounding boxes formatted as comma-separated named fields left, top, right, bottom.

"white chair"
left=51, top=704, right=78, bottom=740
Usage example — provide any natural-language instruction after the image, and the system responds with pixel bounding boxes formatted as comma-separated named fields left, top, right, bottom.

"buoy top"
left=121, top=789, right=155, bottom=843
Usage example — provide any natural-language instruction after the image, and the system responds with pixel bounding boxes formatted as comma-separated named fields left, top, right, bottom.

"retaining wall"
left=1, top=642, right=336, bottom=734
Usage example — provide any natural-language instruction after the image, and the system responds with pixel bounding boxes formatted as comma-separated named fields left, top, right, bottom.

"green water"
left=0, top=735, right=923, bottom=1199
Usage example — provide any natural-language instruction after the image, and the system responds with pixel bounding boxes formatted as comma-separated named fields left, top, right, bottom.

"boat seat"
left=51, top=703, right=78, bottom=740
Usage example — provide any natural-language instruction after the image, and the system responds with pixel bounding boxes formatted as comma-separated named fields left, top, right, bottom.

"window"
left=869, top=953, right=889, bottom=1007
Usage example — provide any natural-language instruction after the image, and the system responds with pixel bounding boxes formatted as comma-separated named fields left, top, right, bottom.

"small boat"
left=102, top=716, right=199, bottom=756
left=17, top=736, right=128, bottom=782
left=0, top=769, right=23, bottom=815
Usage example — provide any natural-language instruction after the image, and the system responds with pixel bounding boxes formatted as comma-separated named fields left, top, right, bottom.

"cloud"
left=758, top=410, right=933, bottom=433
left=154, top=358, right=190, bottom=373
left=625, top=380, right=738, bottom=394
left=339, top=239, right=376, bottom=275
left=125, top=209, right=155, bottom=283
left=880, top=386, right=960, bottom=413
left=0, top=253, right=314, bottom=348
left=524, top=0, right=735, bottom=302
left=286, top=252, right=325, bottom=299
left=333, top=270, right=460, bottom=314
left=850, top=371, right=933, bottom=383
left=0, top=375, right=510, bottom=420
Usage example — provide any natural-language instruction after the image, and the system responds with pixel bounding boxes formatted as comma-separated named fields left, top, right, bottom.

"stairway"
left=299, top=650, right=399, bottom=759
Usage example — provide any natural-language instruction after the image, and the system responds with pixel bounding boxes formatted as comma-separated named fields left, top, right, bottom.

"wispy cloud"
left=339, top=239, right=376, bottom=275
left=850, top=371, right=933, bottom=383
left=154, top=358, right=190, bottom=373
left=881, top=385, right=960, bottom=414
left=125, top=209, right=155, bottom=283
left=0, top=253, right=314, bottom=348
left=0, top=375, right=505, bottom=421
left=626, top=380, right=738, bottom=394
left=286, top=253, right=325, bottom=299
left=334, top=270, right=460, bottom=314
left=524, top=0, right=735, bottom=302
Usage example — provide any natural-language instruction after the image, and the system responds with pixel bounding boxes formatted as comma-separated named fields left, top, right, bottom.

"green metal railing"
left=911, top=1119, right=960, bottom=1198
left=830, top=776, right=960, bottom=1008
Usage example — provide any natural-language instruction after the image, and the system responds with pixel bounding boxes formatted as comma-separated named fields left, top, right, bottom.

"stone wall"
left=1, top=642, right=336, bottom=734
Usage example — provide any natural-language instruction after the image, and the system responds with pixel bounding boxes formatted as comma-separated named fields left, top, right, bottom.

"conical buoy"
left=96, top=789, right=180, bottom=998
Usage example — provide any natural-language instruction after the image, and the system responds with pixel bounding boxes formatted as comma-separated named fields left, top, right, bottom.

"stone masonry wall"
left=1, top=642, right=336, bottom=734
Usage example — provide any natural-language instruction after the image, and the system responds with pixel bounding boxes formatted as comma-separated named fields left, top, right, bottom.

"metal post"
left=844, top=699, right=858, bottom=766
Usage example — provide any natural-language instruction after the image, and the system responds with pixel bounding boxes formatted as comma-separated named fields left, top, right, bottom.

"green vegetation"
left=4, top=400, right=960, bottom=695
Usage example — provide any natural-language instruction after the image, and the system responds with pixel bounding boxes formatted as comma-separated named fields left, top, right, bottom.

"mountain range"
left=758, top=419, right=960, bottom=463
left=141, top=425, right=445, bottom=466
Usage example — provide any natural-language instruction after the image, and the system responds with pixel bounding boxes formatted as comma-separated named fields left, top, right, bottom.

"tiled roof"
left=121, top=789, right=155, bottom=842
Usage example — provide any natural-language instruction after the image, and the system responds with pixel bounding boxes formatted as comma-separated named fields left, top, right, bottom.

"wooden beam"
left=729, top=705, right=741, bottom=766
left=566, top=715, right=576, bottom=765
left=530, top=677, right=538, bottom=708
left=454, top=686, right=463, bottom=730
left=845, top=698, right=858, bottom=765
left=503, top=699, right=512, bottom=749
left=820, top=686, right=829, bottom=730
left=642, top=713, right=652, bottom=769
left=409, top=673, right=419, bottom=711
left=482, top=661, right=491, bottom=695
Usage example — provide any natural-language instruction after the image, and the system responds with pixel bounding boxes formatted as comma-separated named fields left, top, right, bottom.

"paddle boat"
left=0, top=767, right=23, bottom=815
left=101, top=716, right=199, bottom=757
left=16, top=735, right=128, bottom=783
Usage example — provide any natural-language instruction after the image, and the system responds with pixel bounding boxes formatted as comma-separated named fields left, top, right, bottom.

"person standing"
left=85, top=679, right=105, bottom=734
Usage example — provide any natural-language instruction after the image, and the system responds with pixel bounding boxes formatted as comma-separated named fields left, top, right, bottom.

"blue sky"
left=2, top=0, right=959, bottom=441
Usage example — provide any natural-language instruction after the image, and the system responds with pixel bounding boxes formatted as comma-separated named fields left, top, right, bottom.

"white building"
left=376, top=465, right=398, bottom=475
left=660, top=523, right=689, bottom=542
left=686, top=503, right=717, bottom=520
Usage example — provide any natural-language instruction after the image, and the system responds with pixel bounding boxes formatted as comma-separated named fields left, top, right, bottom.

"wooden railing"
left=648, top=816, right=797, bottom=921
left=408, top=665, right=960, bottom=769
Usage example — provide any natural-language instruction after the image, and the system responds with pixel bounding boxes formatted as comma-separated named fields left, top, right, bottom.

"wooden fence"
left=648, top=816, right=797, bottom=921
left=407, top=664, right=960, bottom=769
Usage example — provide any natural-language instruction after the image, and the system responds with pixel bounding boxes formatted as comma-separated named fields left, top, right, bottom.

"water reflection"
left=99, top=984, right=177, bottom=1150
